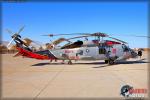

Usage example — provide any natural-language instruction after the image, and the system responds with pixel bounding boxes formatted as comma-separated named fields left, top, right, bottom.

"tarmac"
left=1, top=51, right=149, bottom=99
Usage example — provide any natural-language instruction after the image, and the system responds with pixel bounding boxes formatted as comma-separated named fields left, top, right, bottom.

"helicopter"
left=6, top=26, right=149, bottom=65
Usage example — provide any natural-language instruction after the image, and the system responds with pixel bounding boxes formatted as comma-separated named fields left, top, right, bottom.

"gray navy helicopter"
left=6, top=26, right=149, bottom=65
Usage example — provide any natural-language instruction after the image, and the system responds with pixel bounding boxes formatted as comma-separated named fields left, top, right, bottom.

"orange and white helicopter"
left=6, top=27, right=149, bottom=65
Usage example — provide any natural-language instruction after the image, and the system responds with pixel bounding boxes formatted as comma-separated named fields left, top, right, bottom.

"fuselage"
left=49, top=43, right=137, bottom=61
left=13, top=36, right=138, bottom=62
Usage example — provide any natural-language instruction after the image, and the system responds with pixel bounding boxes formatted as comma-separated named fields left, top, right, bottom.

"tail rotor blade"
left=6, top=29, right=13, bottom=35
left=17, top=25, right=25, bottom=35
left=7, top=37, right=15, bottom=49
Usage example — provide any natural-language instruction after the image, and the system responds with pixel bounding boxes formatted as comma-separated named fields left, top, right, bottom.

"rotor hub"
left=92, top=32, right=108, bottom=37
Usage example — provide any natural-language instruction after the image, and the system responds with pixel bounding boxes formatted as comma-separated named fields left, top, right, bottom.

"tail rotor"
left=6, top=26, right=25, bottom=49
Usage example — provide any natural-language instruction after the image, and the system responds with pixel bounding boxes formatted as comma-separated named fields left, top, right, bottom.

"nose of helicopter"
left=130, top=49, right=138, bottom=58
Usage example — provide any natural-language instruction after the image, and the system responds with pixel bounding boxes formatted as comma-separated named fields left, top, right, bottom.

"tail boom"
left=15, top=47, right=57, bottom=60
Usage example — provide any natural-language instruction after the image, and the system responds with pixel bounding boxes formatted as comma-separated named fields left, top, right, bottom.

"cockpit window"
left=122, top=44, right=129, bottom=51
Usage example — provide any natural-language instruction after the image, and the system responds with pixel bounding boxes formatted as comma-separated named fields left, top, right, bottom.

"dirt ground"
left=1, top=51, right=149, bottom=99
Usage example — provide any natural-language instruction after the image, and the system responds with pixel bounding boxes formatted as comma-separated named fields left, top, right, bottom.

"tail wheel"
left=105, top=60, right=108, bottom=64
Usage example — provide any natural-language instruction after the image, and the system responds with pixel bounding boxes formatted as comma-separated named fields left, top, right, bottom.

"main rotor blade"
left=17, top=25, right=25, bottom=34
left=133, top=35, right=150, bottom=38
left=7, top=37, right=15, bottom=49
left=41, top=33, right=91, bottom=37
left=122, top=35, right=150, bottom=38
left=108, top=34, right=150, bottom=38
left=108, top=36, right=127, bottom=44
left=41, top=32, right=109, bottom=38
left=41, top=33, right=79, bottom=37
left=67, top=35, right=90, bottom=40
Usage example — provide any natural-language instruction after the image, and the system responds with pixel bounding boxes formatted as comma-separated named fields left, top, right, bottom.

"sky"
left=2, top=2, right=148, bottom=48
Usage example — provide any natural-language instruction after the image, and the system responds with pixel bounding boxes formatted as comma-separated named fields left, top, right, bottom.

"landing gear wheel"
left=108, top=59, right=114, bottom=65
left=68, top=60, right=72, bottom=65
left=105, top=60, right=108, bottom=64
left=61, top=60, right=65, bottom=64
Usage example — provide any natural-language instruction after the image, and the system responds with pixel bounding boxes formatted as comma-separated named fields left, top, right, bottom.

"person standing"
left=138, top=49, right=142, bottom=59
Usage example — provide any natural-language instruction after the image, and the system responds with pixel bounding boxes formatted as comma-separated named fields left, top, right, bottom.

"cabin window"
left=61, top=40, right=83, bottom=49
